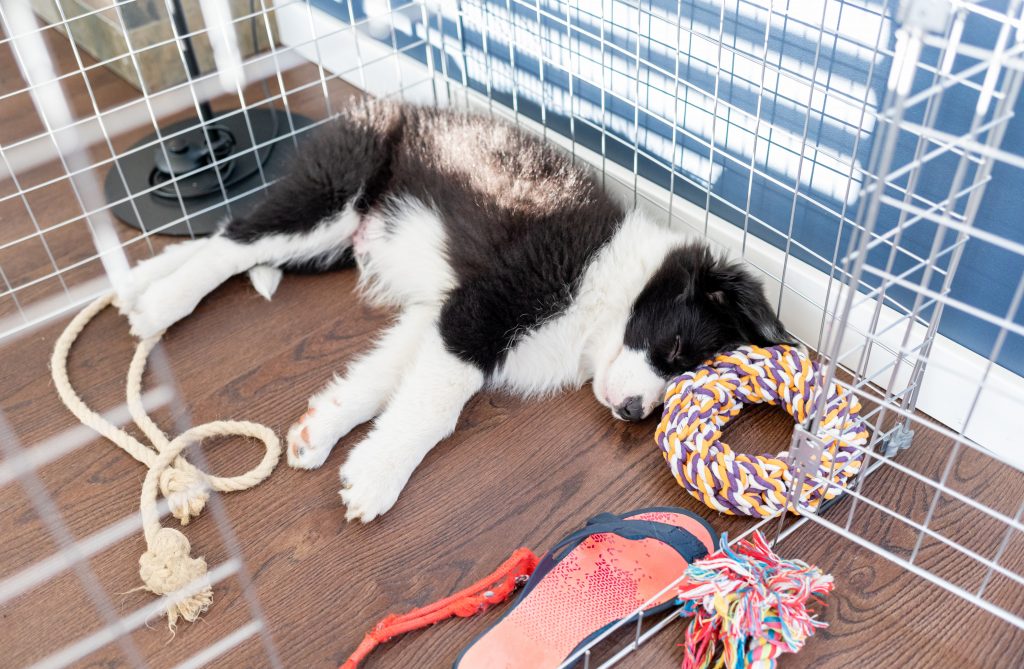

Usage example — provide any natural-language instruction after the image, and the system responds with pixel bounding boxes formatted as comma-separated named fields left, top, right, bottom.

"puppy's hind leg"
left=114, top=239, right=204, bottom=311
left=124, top=207, right=359, bottom=338
left=338, top=326, right=485, bottom=522
left=287, top=305, right=435, bottom=469
left=123, top=234, right=265, bottom=338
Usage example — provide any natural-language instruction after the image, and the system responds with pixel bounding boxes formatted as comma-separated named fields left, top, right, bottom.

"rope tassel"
left=138, top=528, right=213, bottom=626
left=51, top=294, right=281, bottom=628
left=675, top=531, right=833, bottom=669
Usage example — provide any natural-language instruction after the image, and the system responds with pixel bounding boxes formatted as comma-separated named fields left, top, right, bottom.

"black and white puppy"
left=117, top=100, right=790, bottom=522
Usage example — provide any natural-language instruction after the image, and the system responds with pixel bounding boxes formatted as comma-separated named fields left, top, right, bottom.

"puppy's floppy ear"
left=711, top=263, right=794, bottom=346
left=673, top=267, right=696, bottom=302
left=737, top=288, right=793, bottom=345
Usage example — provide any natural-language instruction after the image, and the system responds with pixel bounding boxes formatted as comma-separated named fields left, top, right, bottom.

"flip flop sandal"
left=453, top=507, right=719, bottom=669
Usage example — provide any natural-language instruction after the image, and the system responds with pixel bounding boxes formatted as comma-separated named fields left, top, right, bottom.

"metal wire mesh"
left=1, top=0, right=1022, bottom=666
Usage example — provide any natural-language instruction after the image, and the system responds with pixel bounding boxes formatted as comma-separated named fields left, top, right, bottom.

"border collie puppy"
left=118, top=100, right=790, bottom=522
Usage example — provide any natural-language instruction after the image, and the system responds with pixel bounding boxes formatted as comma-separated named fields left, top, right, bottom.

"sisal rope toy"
left=51, top=293, right=281, bottom=628
left=656, top=345, right=867, bottom=517
left=675, top=531, right=833, bottom=669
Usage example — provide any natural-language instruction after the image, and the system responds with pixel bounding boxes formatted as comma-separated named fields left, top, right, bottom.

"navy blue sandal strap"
left=518, top=516, right=710, bottom=606
left=547, top=519, right=709, bottom=564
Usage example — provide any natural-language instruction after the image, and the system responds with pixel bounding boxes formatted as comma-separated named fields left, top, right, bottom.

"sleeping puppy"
left=118, top=100, right=790, bottom=522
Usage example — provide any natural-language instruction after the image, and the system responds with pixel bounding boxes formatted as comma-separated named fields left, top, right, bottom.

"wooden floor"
left=2, top=24, right=1024, bottom=669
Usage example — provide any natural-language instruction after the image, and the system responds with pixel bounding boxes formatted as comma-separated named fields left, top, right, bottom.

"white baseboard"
left=275, top=1, right=1024, bottom=467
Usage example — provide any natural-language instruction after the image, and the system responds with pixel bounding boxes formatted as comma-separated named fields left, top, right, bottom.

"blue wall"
left=311, top=0, right=1024, bottom=375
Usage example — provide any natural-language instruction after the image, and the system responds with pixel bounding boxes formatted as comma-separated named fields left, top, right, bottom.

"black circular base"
left=104, top=108, right=313, bottom=236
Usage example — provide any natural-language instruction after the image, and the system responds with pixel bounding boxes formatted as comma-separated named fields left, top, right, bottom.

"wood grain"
left=2, top=25, right=1022, bottom=669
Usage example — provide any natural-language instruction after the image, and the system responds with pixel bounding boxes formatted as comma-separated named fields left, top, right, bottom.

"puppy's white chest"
left=493, top=309, right=591, bottom=395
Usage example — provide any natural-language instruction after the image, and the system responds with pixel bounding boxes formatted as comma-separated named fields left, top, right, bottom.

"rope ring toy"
left=655, top=345, right=867, bottom=517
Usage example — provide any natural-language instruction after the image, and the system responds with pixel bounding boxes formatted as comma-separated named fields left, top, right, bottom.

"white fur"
left=293, top=209, right=687, bottom=520
left=338, top=327, right=483, bottom=522
left=287, top=305, right=437, bottom=469
left=354, top=197, right=455, bottom=308
left=247, top=265, right=283, bottom=300
left=493, top=210, right=689, bottom=405
left=603, top=347, right=668, bottom=419
left=113, top=239, right=203, bottom=310
left=118, top=207, right=359, bottom=337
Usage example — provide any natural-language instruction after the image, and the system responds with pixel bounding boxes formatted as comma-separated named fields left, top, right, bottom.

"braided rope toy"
left=51, top=294, right=281, bottom=628
left=656, top=345, right=867, bottom=517
left=676, top=531, right=834, bottom=669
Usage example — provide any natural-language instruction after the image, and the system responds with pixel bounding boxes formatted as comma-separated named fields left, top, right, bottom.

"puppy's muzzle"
left=614, top=396, right=645, bottom=422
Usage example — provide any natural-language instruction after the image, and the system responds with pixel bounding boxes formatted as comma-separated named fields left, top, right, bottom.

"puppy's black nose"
left=615, top=396, right=644, bottom=422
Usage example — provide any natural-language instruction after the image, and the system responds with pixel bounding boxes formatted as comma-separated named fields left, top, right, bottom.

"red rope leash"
left=340, top=547, right=540, bottom=669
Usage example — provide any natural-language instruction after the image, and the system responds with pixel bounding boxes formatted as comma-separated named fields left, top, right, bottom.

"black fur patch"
left=433, top=183, right=623, bottom=373
left=218, top=102, right=785, bottom=378
left=624, top=243, right=793, bottom=377
left=390, top=108, right=625, bottom=372
left=223, top=101, right=401, bottom=244
left=221, top=101, right=625, bottom=373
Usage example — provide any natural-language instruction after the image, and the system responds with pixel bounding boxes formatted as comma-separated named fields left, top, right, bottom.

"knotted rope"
left=51, top=293, right=281, bottom=628
left=675, top=531, right=833, bottom=669
left=656, top=345, right=866, bottom=517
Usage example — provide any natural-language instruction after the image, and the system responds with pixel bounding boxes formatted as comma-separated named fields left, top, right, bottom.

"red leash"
left=340, top=547, right=540, bottom=669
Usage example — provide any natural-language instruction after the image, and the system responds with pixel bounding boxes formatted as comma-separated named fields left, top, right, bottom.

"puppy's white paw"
left=338, top=439, right=409, bottom=523
left=115, top=272, right=159, bottom=318
left=126, top=290, right=177, bottom=339
left=117, top=240, right=202, bottom=314
left=286, top=407, right=336, bottom=469
left=126, top=277, right=202, bottom=338
left=112, top=281, right=142, bottom=315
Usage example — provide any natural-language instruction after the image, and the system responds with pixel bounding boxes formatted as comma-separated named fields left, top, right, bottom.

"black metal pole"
left=168, top=0, right=214, bottom=122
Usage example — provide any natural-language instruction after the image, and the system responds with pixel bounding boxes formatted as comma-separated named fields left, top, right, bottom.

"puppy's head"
left=599, top=243, right=791, bottom=422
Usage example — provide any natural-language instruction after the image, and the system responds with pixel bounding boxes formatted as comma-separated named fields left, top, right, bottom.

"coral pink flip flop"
left=454, top=507, right=718, bottom=668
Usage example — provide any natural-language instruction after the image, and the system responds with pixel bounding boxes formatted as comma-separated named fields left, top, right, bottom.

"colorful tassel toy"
left=675, top=531, right=833, bottom=669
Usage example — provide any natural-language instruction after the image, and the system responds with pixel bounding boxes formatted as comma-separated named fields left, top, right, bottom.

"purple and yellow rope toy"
left=656, top=345, right=867, bottom=517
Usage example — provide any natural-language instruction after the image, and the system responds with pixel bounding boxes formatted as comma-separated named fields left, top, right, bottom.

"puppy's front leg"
left=287, top=305, right=436, bottom=469
left=338, top=327, right=484, bottom=522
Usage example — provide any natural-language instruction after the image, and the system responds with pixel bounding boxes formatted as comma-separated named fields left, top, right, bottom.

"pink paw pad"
left=288, top=408, right=316, bottom=458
